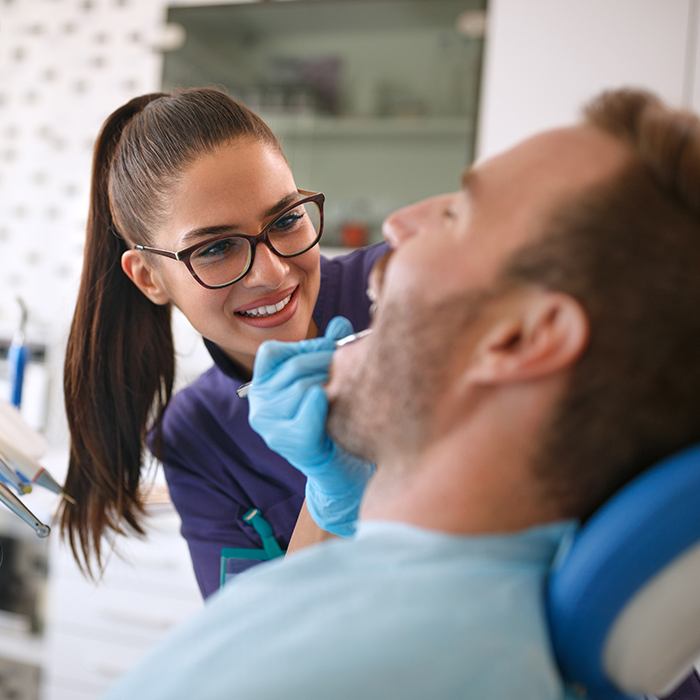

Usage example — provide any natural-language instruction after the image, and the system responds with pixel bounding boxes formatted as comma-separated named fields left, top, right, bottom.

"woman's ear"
left=121, top=250, right=170, bottom=306
left=465, top=291, right=589, bottom=386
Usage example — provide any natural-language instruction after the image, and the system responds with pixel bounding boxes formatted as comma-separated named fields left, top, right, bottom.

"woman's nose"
left=242, top=241, right=289, bottom=288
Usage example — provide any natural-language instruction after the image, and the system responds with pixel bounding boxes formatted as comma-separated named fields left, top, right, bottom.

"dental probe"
left=236, top=328, right=373, bottom=399
left=0, top=481, right=50, bottom=538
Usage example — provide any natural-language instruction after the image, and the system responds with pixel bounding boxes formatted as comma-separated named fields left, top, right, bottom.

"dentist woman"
left=60, top=88, right=383, bottom=597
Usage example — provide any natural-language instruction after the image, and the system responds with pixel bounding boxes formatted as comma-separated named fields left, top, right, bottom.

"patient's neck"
left=360, top=461, right=553, bottom=535
left=360, top=392, right=563, bottom=535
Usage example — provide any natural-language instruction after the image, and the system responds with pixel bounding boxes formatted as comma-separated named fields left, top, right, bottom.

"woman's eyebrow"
left=179, top=192, right=300, bottom=246
left=263, top=192, right=299, bottom=218
left=179, top=224, right=238, bottom=246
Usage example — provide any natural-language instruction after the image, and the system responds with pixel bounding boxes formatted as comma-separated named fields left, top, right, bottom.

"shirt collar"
left=203, top=337, right=251, bottom=382
left=355, top=519, right=578, bottom=566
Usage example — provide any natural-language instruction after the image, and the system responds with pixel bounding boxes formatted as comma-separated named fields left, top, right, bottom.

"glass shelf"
left=264, top=115, right=473, bottom=139
left=163, top=0, right=487, bottom=261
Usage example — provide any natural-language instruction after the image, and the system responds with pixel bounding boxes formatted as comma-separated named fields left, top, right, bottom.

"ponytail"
left=60, top=94, right=174, bottom=577
left=60, top=87, right=281, bottom=576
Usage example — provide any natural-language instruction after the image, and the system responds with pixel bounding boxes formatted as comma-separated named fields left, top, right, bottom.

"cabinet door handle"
left=93, top=663, right=128, bottom=680
left=100, top=608, right=174, bottom=631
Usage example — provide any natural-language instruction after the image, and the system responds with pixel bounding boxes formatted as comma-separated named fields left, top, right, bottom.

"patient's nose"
left=382, top=201, right=425, bottom=247
left=383, top=194, right=452, bottom=248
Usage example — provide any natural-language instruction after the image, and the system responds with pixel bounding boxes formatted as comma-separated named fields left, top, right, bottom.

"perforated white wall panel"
left=0, top=0, right=166, bottom=332
left=0, top=0, right=212, bottom=438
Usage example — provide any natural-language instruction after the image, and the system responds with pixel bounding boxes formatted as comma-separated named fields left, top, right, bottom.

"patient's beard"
left=327, top=289, right=492, bottom=468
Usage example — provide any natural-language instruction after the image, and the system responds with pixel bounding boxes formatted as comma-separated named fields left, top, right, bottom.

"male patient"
left=106, top=89, right=700, bottom=699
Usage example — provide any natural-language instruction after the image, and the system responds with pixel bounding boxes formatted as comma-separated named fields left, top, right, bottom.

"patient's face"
left=326, top=124, right=631, bottom=464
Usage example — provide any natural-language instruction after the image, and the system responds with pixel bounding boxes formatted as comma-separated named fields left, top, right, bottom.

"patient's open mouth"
left=367, top=250, right=392, bottom=318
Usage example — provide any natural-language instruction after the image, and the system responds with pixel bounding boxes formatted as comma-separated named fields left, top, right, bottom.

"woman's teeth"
left=239, top=293, right=292, bottom=318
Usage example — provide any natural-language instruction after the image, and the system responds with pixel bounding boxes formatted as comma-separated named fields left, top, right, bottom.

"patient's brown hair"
left=504, top=89, right=700, bottom=518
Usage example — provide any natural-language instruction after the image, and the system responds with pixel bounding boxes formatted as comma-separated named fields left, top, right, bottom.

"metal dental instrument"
left=334, top=328, right=373, bottom=346
left=0, top=439, right=71, bottom=500
left=236, top=328, right=373, bottom=399
left=0, top=481, right=50, bottom=538
left=0, top=452, right=33, bottom=495
left=0, top=401, right=70, bottom=535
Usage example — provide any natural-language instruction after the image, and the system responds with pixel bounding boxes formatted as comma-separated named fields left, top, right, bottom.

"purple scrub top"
left=156, top=244, right=387, bottom=599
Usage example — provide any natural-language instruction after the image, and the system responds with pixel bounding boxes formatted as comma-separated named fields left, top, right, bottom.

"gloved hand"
left=248, top=316, right=375, bottom=537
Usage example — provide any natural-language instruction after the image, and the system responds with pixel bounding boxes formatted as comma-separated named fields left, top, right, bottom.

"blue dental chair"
left=547, top=444, right=700, bottom=699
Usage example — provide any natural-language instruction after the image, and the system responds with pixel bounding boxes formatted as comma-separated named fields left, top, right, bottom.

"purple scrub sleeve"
left=155, top=244, right=387, bottom=598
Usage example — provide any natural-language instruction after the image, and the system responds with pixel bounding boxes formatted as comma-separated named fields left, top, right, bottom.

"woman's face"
left=134, top=138, right=321, bottom=370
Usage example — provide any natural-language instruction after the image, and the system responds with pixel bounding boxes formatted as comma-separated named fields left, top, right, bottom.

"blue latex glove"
left=248, top=316, right=375, bottom=537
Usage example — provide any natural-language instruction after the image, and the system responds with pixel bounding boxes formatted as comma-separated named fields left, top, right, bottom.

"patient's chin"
left=326, top=319, right=393, bottom=462
left=327, top=392, right=375, bottom=463
left=324, top=369, right=342, bottom=403
left=325, top=338, right=366, bottom=402
left=325, top=339, right=377, bottom=460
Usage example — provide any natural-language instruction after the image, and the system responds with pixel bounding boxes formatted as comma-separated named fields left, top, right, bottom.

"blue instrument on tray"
left=8, top=297, right=29, bottom=409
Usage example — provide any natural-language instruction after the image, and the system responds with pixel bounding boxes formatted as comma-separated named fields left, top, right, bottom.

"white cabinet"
left=41, top=505, right=202, bottom=700
left=478, top=0, right=696, bottom=159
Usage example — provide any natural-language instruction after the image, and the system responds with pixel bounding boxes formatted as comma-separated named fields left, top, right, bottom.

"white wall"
left=692, top=2, right=700, bottom=113
left=477, top=0, right=698, bottom=159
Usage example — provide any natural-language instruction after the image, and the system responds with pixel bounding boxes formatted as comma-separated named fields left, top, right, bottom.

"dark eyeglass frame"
left=133, top=189, right=325, bottom=289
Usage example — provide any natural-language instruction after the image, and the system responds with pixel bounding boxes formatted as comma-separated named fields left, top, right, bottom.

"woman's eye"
left=271, top=211, right=304, bottom=232
left=196, top=239, right=233, bottom=258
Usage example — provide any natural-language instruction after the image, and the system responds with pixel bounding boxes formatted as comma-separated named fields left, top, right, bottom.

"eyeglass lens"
left=189, top=200, right=322, bottom=287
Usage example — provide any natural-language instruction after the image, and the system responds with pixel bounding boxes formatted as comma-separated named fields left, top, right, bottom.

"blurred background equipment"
left=8, top=298, right=29, bottom=409
left=0, top=484, right=50, bottom=540
left=0, top=401, right=65, bottom=537
left=162, top=0, right=487, bottom=249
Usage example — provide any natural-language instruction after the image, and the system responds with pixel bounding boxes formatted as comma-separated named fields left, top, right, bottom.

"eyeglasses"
left=134, top=189, right=325, bottom=289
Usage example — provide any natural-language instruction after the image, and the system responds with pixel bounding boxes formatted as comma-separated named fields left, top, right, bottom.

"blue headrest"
left=547, top=443, right=700, bottom=699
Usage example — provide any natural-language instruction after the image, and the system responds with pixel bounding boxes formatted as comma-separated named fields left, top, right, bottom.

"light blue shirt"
left=105, top=520, right=577, bottom=700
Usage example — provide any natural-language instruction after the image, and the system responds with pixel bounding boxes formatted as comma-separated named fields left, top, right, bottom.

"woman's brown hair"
left=61, top=88, right=280, bottom=576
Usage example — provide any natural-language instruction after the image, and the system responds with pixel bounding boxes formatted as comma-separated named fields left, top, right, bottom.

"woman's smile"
left=233, top=285, right=300, bottom=327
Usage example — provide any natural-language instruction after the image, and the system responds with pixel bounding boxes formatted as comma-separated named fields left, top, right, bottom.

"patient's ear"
left=121, top=250, right=170, bottom=306
left=466, top=292, right=589, bottom=385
